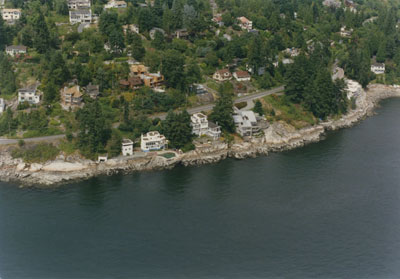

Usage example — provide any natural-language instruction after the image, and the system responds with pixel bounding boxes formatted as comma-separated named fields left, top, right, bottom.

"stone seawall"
left=1, top=83, right=400, bottom=186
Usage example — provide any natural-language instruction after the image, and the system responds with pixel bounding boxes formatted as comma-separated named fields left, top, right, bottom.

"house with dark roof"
left=6, top=45, right=26, bottom=57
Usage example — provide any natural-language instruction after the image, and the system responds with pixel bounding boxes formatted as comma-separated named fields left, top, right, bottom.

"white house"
left=68, top=0, right=91, bottom=10
left=122, top=24, right=139, bottom=34
left=104, top=0, right=127, bottom=9
left=340, top=26, right=353, bottom=38
left=233, top=110, right=260, bottom=137
left=5, top=45, right=27, bottom=57
left=213, top=69, right=232, bottom=82
left=18, top=82, right=42, bottom=105
left=284, top=47, right=300, bottom=57
left=237, top=16, right=252, bottom=31
left=1, top=9, right=21, bottom=22
left=141, top=131, right=167, bottom=152
left=233, top=71, right=251, bottom=82
left=322, top=0, right=341, bottom=8
left=69, top=9, right=92, bottom=24
left=122, top=139, right=134, bottom=156
left=191, top=113, right=221, bottom=140
left=371, top=63, right=385, bottom=74
left=0, top=98, right=5, bottom=114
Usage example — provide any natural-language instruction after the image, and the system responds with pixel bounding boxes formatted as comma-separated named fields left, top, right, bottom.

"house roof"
left=63, top=85, right=82, bottom=97
left=119, top=79, right=130, bottom=86
left=215, top=69, right=230, bottom=75
left=128, top=76, right=143, bottom=86
left=372, top=63, right=385, bottom=67
left=238, top=16, right=251, bottom=24
left=234, top=71, right=250, bottom=78
left=6, top=45, right=26, bottom=51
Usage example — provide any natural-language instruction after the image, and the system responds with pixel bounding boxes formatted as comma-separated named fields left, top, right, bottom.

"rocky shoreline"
left=1, top=82, right=399, bottom=187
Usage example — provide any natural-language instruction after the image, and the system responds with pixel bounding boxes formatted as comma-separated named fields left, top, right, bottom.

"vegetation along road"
left=0, top=85, right=284, bottom=145
left=152, top=85, right=285, bottom=120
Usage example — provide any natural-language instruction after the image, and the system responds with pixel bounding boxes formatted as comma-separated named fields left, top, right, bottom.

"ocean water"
left=1, top=99, right=400, bottom=278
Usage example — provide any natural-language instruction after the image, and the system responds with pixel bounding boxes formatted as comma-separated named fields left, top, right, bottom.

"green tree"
left=131, top=33, right=146, bottom=61
left=161, top=49, right=186, bottom=91
left=253, top=100, right=264, bottom=115
left=31, top=10, right=51, bottom=53
left=209, top=88, right=235, bottom=133
left=161, top=110, right=193, bottom=149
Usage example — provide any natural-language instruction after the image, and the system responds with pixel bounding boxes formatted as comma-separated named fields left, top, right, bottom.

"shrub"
left=11, top=143, right=59, bottom=163
left=235, top=102, right=247, bottom=110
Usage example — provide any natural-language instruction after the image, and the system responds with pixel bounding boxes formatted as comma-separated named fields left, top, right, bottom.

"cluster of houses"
left=213, top=69, right=251, bottom=82
left=114, top=107, right=264, bottom=159
left=15, top=81, right=101, bottom=109
left=119, top=63, right=164, bottom=90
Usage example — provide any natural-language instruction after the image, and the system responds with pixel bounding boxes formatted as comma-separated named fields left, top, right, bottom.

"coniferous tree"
left=32, top=10, right=51, bottom=53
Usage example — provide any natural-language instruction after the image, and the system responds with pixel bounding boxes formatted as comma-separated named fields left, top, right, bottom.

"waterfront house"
left=61, top=85, right=83, bottom=107
left=5, top=45, right=27, bottom=57
left=68, top=0, right=91, bottom=10
left=191, top=113, right=221, bottom=140
left=0, top=98, right=5, bottom=114
left=104, top=0, right=127, bottom=9
left=69, top=9, right=92, bottom=24
left=1, top=9, right=21, bottom=22
left=371, top=63, right=385, bottom=74
left=213, top=69, right=232, bottom=82
left=18, top=82, right=42, bottom=105
left=122, top=24, right=139, bottom=35
left=97, top=154, right=108, bottom=163
left=233, top=109, right=260, bottom=137
left=237, top=16, right=252, bottom=31
left=86, top=83, right=100, bottom=99
left=233, top=71, right=251, bottom=82
left=141, top=131, right=167, bottom=152
left=122, top=139, right=133, bottom=156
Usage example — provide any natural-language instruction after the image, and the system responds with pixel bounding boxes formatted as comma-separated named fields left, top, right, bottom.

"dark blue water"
left=1, top=99, right=400, bottom=278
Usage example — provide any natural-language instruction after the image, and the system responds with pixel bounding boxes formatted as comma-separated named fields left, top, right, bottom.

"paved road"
left=0, top=134, right=66, bottom=145
left=152, top=85, right=285, bottom=120
left=0, top=86, right=284, bottom=144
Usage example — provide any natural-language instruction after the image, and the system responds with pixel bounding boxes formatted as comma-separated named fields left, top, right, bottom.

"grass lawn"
left=262, top=94, right=317, bottom=129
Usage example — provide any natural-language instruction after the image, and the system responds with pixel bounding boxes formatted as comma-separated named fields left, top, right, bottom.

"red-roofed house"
left=233, top=71, right=251, bottom=82
left=237, top=16, right=252, bottom=31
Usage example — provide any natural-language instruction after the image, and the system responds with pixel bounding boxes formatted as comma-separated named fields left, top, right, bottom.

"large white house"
left=233, top=110, right=260, bottom=137
left=237, top=16, right=252, bottom=31
left=191, top=113, right=221, bottom=140
left=371, top=63, right=385, bottom=74
left=122, top=139, right=134, bottom=156
left=69, top=9, right=92, bottom=24
left=1, top=9, right=21, bottom=22
left=68, top=0, right=91, bottom=10
left=141, top=131, right=167, bottom=152
left=0, top=98, right=5, bottom=114
left=18, top=82, right=42, bottom=105
left=104, top=0, right=127, bottom=9
left=5, top=45, right=27, bottom=57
